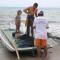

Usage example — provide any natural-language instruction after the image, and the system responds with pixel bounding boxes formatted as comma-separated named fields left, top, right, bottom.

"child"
left=24, top=3, right=38, bottom=37
left=15, top=10, right=22, bottom=38
left=15, top=10, right=22, bottom=33
left=33, top=11, right=48, bottom=57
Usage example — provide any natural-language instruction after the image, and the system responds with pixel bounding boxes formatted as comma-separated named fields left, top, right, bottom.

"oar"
left=12, top=33, right=21, bottom=60
left=1, top=29, right=20, bottom=60
left=13, top=40, right=20, bottom=60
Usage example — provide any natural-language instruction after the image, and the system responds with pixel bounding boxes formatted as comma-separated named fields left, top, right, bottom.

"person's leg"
left=31, top=24, right=33, bottom=37
left=16, top=20, right=20, bottom=33
left=37, top=46, right=41, bottom=57
left=44, top=46, right=47, bottom=56
left=26, top=25, right=30, bottom=36
left=15, top=24, right=20, bottom=38
left=16, top=23, right=20, bottom=33
left=34, top=39, right=41, bottom=57
left=30, top=16, right=34, bottom=37
left=26, top=15, right=30, bottom=36
left=16, top=25, right=18, bottom=32
left=18, top=22, right=20, bottom=33
left=42, top=39, right=47, bottom=56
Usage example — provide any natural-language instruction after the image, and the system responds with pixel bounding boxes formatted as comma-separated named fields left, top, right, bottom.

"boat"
left=0, top=21, right=59, bottom=60
left=0, top=22, right=59, bottom=52
left=0, top=26, right=58, bottom=60
left=0, top=29, right=36, bottom=52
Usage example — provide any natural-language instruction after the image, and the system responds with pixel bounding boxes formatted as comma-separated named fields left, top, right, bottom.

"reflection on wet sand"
left=0, top=39, right=60, bottom=60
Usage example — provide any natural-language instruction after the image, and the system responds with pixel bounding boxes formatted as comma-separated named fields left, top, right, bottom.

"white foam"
left=10, top=22, right=26, bottom=33
left=9, top=22, right=60, bottom=38
left=48, top=23, right=60, bottom=37
left=47, top=38, right=58, bottom=47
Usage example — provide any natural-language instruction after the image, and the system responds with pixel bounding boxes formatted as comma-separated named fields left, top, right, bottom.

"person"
left=24, top=3, right=38, bottom=37
left=15, top=10, right=22, bottom=33
left=33, top=11, right=48, bottom=57
left=15, top=10, right=22, bottom=38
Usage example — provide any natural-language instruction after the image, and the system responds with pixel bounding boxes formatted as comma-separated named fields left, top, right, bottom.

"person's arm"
left=24, top=7, right=31, bottom=14
left=35, top=9, right=38, bottom=17
left=33, top=18, right=36, bottom=29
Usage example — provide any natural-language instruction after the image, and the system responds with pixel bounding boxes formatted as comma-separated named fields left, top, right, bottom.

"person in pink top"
left=33, top=11, right=48, bottom=57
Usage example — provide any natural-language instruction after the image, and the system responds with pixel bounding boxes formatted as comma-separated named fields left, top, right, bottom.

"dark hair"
left=17, top=10, right=22, bottom=15
left=33, top=3, right=38, bottom=8
left=38, top=11, right=44, bottom=16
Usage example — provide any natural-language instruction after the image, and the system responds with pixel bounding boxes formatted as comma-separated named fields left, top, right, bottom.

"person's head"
left=17, top=10, right=22, bottom=15
left=38, top=11, right=44, bottom=16
left=33, top=3, right=38, bottom=8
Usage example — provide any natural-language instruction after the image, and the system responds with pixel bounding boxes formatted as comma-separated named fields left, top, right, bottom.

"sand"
left=0, top=38, right=60, bottom=60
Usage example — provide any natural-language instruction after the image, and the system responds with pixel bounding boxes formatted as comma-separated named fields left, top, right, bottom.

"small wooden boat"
left=0, top=28, right=57, bottom=59
left=0, top=29, right=36, bottom=52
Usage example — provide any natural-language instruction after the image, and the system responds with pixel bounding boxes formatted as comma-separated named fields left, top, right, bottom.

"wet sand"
left=0, top=39, right=60, bottom=60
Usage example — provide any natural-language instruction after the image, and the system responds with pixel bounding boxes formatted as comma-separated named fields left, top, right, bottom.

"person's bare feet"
left=15, top=32, right=20, bottom=38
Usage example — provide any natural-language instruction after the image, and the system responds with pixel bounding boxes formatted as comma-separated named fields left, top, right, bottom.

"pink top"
left=33, top=16, right=48, bottom=39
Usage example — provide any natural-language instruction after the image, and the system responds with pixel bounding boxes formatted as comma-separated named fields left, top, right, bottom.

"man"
left=33, top=11, right=48, bottom=57
left=24, top=3, right=38, bottom=37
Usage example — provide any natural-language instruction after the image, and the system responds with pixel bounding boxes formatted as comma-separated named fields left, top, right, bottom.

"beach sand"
left=0, top=38, right=60, bottom=60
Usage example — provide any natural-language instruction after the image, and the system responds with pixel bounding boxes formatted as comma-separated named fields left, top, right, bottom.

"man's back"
left=34, top=16, right=48, bottom=39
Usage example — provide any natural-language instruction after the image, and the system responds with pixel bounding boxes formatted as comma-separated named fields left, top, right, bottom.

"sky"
left=0, top=0, right=60, bottom=8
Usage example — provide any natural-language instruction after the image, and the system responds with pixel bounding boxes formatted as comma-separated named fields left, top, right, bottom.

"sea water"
left=0, top=7, right=60, bottom=32
left=0, top=7, right=60, bottom=22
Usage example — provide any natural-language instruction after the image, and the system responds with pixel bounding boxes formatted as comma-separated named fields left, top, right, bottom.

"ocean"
left=0, top=7, right=60, bottom=21
left=0, top=7, right=60, bottom=30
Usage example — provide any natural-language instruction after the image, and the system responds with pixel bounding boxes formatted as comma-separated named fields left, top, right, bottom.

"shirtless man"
left=24, top=3, right=38, bottom=37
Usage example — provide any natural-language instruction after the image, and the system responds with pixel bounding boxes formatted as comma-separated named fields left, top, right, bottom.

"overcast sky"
left=0, top=0, right=60, bottom=8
